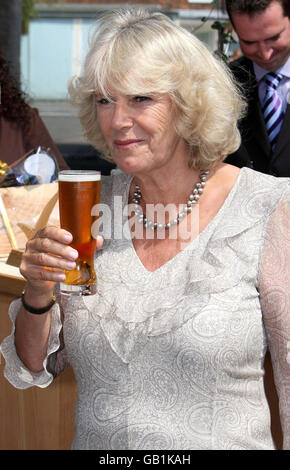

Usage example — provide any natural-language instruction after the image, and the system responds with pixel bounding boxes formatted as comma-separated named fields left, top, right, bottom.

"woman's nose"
left=111, top=102, right=133, bottom=129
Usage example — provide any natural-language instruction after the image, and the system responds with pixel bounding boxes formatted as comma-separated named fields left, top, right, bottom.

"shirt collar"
left=253, top=56, right=290, bottom=82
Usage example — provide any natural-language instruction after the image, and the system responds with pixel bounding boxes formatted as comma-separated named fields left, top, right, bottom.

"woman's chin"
left=113, top=158, right=144, bottom=175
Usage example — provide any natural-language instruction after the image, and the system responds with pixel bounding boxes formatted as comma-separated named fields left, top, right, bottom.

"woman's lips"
left=114, top=139, right=143, bottom=148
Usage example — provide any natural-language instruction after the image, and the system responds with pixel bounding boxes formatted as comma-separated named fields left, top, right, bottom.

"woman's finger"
left=33, top=226, right=73, bottom=244
left=21, top=251, right=76, bottom=271
left=95, top=235, right=104, bottom=251
left=20, top=263, right=66, bottom=283
left=26, top=236, right=78, bottom=261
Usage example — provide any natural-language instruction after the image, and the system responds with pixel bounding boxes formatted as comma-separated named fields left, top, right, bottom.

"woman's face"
left=96, top=91, right=187, bottom=176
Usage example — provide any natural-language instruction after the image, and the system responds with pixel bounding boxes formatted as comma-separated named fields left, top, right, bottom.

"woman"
left=1, top=8, right=289, bottom=450
left=0, top=48, right=68, bottom=170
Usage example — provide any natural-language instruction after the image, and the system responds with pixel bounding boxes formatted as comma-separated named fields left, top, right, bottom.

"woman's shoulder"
left=235, top=167, right=289, bottom=217
left=240, top=167, right=289, bottom=193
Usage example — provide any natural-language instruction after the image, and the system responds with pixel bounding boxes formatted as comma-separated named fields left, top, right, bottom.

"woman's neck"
left=131, top=160, right=201, bottom=207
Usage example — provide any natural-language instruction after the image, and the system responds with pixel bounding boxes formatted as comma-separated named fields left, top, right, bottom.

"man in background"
left=225, top=0, right=290, bottom=177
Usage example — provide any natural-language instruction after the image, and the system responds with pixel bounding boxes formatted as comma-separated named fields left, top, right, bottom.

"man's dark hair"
left=225, top=0, right=290, bottom=25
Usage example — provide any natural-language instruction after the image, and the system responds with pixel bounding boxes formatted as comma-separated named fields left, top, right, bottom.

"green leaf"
left=22, top=0, right=37, bottom=35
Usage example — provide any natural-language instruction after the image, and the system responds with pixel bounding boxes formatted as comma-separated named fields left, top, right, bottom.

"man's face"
left=231, top=1, right=290, bottom=70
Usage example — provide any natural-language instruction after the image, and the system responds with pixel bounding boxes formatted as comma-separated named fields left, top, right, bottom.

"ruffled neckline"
left=109, top=168, right=287, bottom=274
left=127, top=168, right=243, bottom=274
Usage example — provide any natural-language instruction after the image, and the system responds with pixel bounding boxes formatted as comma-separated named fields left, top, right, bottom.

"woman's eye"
left=134, top=96, right=151, bottom=103
left=96, top=97, right=111, bottom=105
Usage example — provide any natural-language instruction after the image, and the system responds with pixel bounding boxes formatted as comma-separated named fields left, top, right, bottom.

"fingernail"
left=66, top=261, right=76, bottom=269
left=69, top=250, right=78, bottom=260
left=64, top=233, right=72, bottom=242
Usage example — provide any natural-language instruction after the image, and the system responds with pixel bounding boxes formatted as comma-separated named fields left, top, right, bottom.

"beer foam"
left=58, top=171, right=101, bottom=182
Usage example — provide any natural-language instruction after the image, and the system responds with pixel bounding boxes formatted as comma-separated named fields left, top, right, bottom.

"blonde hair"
left=69, top=8, right=246, bottom=170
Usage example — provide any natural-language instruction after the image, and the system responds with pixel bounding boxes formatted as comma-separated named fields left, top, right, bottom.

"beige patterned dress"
left=1, top=168, right=290, bottom=450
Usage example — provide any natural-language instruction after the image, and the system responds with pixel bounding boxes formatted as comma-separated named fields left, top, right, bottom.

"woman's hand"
left=20, top=226, right=78, bottom=296
left=20, top=226, right=103, bottom=306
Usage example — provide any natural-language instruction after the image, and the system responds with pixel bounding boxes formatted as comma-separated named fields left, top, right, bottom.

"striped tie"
left=262, top=72, right=284, bottom=151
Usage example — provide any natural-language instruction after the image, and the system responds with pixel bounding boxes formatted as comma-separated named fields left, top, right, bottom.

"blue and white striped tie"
left=262, top=72, right=284, bottom=151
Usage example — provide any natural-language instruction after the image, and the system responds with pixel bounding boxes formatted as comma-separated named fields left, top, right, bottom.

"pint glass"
left=58, top=170, right=101, bottom=295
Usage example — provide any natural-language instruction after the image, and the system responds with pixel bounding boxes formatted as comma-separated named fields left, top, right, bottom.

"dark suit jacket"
left=225, top=56, right=290, bottom=177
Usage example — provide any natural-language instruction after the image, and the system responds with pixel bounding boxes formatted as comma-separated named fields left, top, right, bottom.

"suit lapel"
left=243, top=70, right=271, bottom=157
left=271, top=104, right=290, bottom=164
left=249, top=95, right=271, bottom=156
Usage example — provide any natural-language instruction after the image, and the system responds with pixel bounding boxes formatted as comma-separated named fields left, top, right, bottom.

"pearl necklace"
left=132, top=170, right=209, bottom=230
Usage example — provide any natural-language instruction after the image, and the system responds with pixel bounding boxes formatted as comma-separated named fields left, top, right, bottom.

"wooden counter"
left=0, top=265, right=77, bottom=450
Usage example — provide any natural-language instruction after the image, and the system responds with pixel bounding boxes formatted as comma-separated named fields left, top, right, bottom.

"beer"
left=58, top=170, right=101, bottom=295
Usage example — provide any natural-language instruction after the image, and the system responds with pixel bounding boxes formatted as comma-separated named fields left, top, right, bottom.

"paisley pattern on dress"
left=0, top=168, right=289, bottom=450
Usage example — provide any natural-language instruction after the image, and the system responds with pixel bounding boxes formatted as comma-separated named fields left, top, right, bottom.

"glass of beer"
left=58, top=170, right=101, bottom=295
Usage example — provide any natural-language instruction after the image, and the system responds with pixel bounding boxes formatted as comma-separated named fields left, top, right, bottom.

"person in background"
left=229, top=48, right=242, bottom=62
left=0, top=48, right=68, bottom=170
left=0, top=8, right=289, bottom=450
left=225, top=0, right=290, bottom=177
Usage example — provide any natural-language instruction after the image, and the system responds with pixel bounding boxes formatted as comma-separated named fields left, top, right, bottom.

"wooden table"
left=0, top=263, right=77, bottom=450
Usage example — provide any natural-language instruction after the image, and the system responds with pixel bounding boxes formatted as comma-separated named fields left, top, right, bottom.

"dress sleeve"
left=0, top=297, right=68, bottom=389
left=259, top=183, right=290, bottom=450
